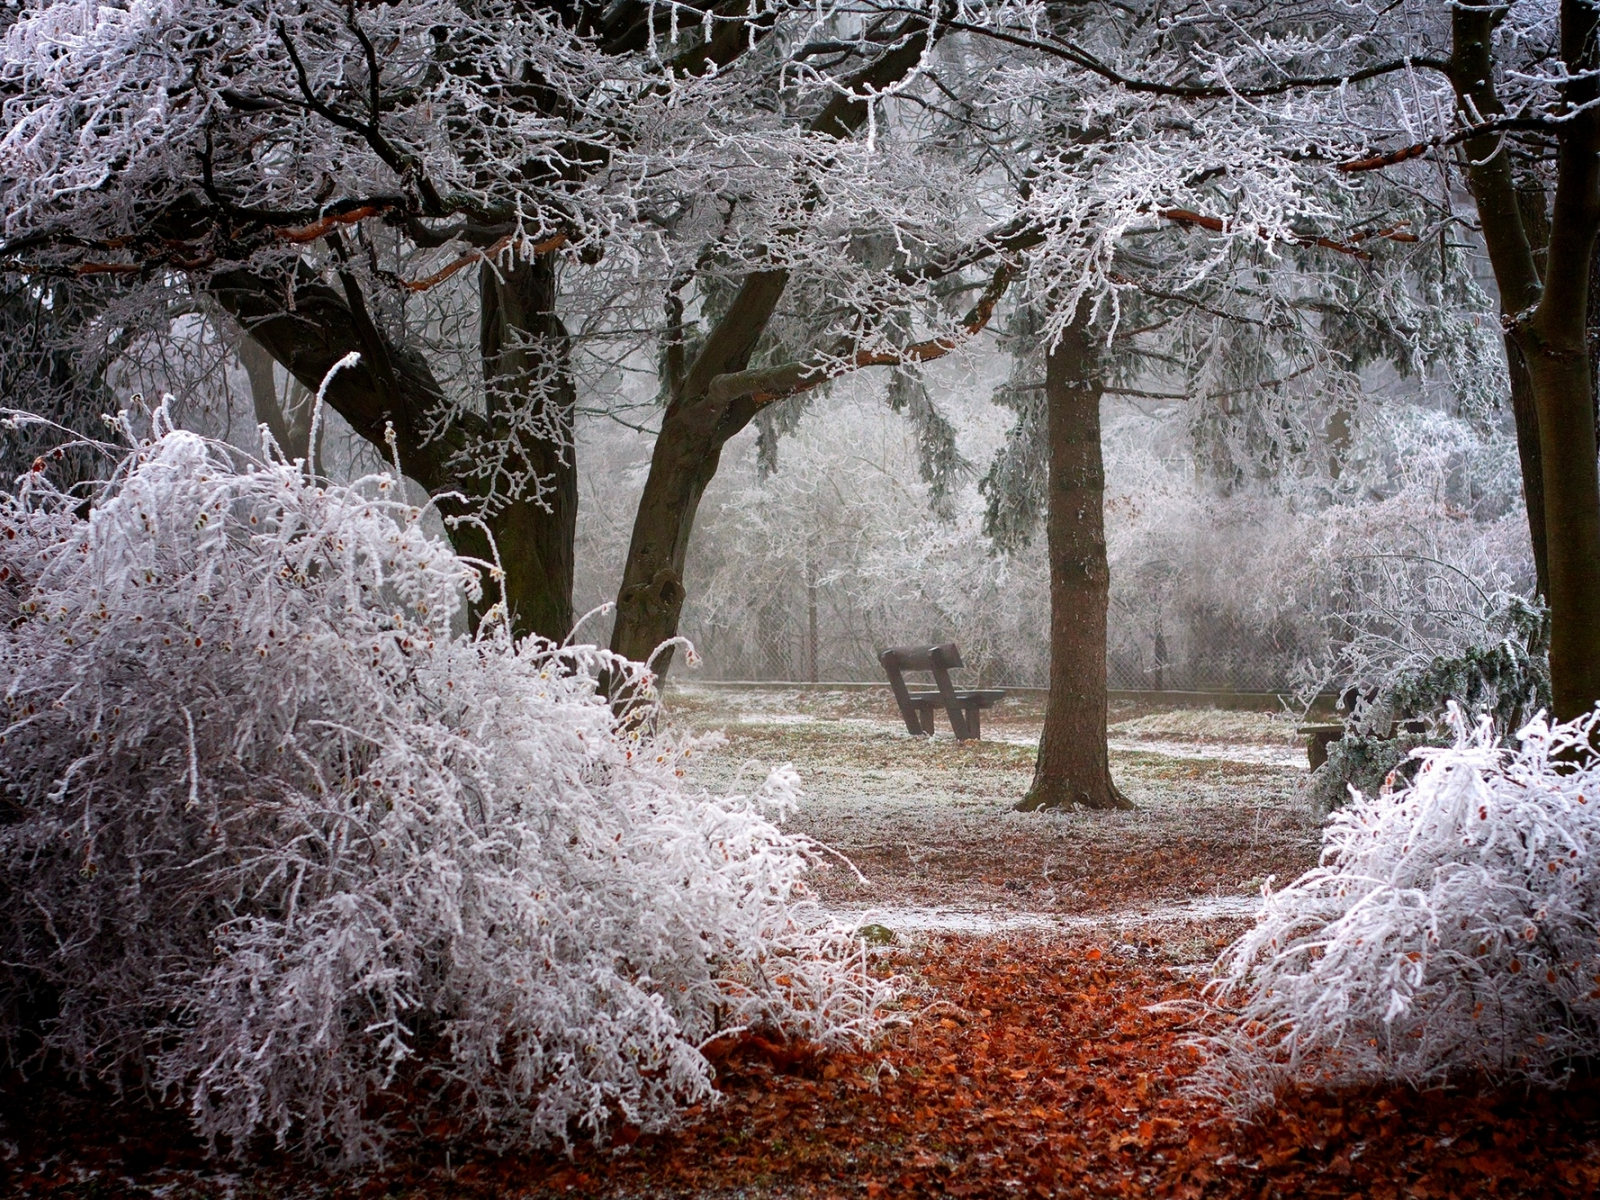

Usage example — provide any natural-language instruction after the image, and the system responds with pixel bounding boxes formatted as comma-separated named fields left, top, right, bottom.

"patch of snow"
left=1109, top=738, right=1308, bottom=769
left=830, top=893, right=1263, bottom=936
left=982, top=732, right=1308, bottom=769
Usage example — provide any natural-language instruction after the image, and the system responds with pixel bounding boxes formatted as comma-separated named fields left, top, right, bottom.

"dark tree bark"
left=1452, top=0, right=1600, bottom=720
left=1015, top=314, right=1132, bottom=812
left=1505, top=335, right=1551, bottom=601
left=236, top=332, right=320, bottom=474
left=212, top=251, right=577, bottom=643
left=609, top=269, right=788, bottom=668
left=1509, top=174, right=1552, bottom=602
left=608, top=25, right=934, bottom=671
left=1589, top=225, right=1600, bottom=458
left=478, top=254, right=577, bottom=642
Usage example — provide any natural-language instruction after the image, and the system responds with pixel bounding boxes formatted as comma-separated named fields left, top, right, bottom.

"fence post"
left=806, top=545, right=819, bottom=683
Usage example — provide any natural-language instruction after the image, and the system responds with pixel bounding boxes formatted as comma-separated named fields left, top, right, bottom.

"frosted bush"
left=1206, top=704, right=1600, bottom=1106
left=0, top=410, right=890, bottom=1165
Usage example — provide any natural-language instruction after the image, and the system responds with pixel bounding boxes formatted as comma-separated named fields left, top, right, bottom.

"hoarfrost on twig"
left=0, top=424, right=893, bottom=1166
left=1202, top=703, right=1600, bottom=1109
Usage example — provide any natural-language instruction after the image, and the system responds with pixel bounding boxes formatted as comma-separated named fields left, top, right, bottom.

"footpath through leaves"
left=6, top=936, right=1600, bottom=1198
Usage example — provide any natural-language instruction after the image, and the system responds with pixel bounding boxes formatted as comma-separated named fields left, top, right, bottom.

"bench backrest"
left=879, top=643, right=963, bottom=672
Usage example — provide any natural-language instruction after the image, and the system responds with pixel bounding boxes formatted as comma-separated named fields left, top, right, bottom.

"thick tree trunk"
left=1523, top=316, right=1600, bottom=720
left=1510, top=175, right=1553, bottom=602
left=608, top=24, right=934, bottom=673
left=609, top=269, right=789, bottom=667
left=1452, top=0, right=1600, bottom=719
left=1591, top=237, right=1600, bottom=456
left=1518, top=2, right=1600, bottom=720
left=1505, top=335, right=1551, bottom=601
left=1015, top=316, right=1131, bottom=812
left=212, top=253, right=578, bottom=644
left=479, top=255, right=577, bottom=642
left=607, top=425, right=719, bottom=668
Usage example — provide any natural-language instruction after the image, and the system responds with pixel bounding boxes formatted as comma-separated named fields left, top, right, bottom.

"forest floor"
left=663, top=685, right=1315, bottom=944
left=6, top=686, right=1600, bottom=1198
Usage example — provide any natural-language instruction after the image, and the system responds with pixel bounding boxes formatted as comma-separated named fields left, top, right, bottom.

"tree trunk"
left=609, top=268, right=789, bottom=667
left=806, top=543, right=819, bottom=683
left=1016, top=315, right=1132, bottom=812
left=1589, top=232, right=1600, bottom=458
left=1523, top=313, right=1600, bottom=720
left=1511, top=174, right=1552, bottom=602
left=607, top=23, right=935, bottom=672
left=236, top=332, right=322, bottom=475
left=211, top=253, right=577, bottom=644
left=478, top=255, right=577, bottom=642
left=236, top=333, right=295, bottom=458
left=1505, top=335, right=1551, bottom=601
left=1452, top=0, right=1600, bottom=719
left=1518, top=1, right=1600, bottom=720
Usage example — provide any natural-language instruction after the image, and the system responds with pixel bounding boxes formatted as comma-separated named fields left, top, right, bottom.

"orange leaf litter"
left=5, top=935, right=1600, bottom=1198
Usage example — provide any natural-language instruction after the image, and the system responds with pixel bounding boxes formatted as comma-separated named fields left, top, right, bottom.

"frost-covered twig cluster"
left=1204, top=705, right=1600, bottom=1107
left=0, top=415, right=890, bottom=1164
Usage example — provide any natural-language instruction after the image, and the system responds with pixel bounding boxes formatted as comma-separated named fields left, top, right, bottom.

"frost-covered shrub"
left=0, top=415, right=889, bottom=1165
left=1207, top=705, right=1600, bottom=1105
left=1388, top=600, right=1549, bottom=726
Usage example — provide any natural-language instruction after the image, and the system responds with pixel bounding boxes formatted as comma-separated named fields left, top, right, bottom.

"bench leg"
left=916, top=708, right=935, bottom=735
left=1308, top=731, right=1341, bottom=771
left=965, top=704, right=980, bottom=741
left=946, top=704, right=979, bottom=742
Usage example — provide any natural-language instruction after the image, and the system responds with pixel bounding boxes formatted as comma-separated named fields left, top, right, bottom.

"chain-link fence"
left=679, top=583, right=1307, bottom=693
left=1105, top=606, right=1309, bottom=692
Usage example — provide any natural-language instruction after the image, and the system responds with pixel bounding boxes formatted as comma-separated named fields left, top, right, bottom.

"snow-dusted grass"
left=661, top=685, right=1320, bottom=929
left=1208, top=705, right=1600, bottom=1104
left=0, top=417, right=890, bottom=1166
left=1108, top=707, right=1304, bottom=748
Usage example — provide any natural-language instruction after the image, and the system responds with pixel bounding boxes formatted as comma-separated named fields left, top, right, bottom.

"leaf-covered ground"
left=6, top=690, right=1599, bottom=1197
left=7, top=937, right=1600, bottom=1198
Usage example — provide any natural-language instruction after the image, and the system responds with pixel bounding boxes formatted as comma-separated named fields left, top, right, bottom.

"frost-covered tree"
left=603, top=9, right=990, bottom=671
left=644, top=0, right=1509, bottom=810
left=3, top=0, right=1557, bottom=729
left=0, top=0, right=959, bottom=650
left=3, top=0, right=628, bottom=634
left=673, top=383, right=1035, bottom=682
left=1330, top=0, right=1600, bottom=721
left=902, top=0, right=1502, bottom=809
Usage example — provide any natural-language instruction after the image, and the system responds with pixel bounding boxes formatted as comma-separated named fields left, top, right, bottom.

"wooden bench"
left=879, top=643, right=1006, bottom=741
left=1299, top=717, right=1430, bottom=771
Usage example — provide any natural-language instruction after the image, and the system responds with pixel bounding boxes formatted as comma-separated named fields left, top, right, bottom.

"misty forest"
left=6, top=0, right=1600, bottom=1195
